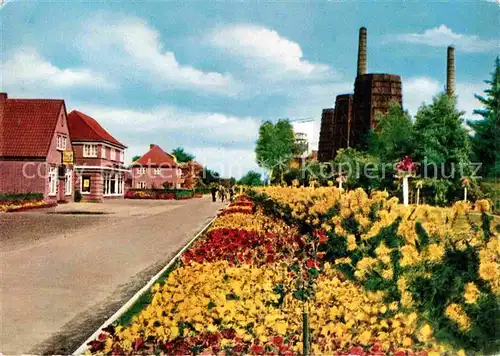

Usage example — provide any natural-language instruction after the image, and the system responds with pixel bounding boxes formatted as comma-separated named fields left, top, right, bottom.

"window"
left=103, top=173, right=124, bottom=195
left=101, top=146, right=106, bottom=159
left=138, top=167, right=146, bottom=175
left=119, top=151, right=124, bottom=162
left=137, top=181, right=147, bottom=189
left=56, top=135, right=67, bottom=150
left=81, top=175, right=91, bottom=193
left=83, top=144, right=98, bottom=157
left=154, top=168, right=161, bottom=175
left=49, top=167, right=58, bottom=196
left=65, top=169, right=72, bottom=196
left=110, top=149, right=116, bottom=161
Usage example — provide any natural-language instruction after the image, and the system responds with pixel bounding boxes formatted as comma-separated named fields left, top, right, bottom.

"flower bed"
left=125, top=189, right=195, bottom=200
left=0, top=199, right=57, bottom=212
left=85, top=191, right=498, bottom=355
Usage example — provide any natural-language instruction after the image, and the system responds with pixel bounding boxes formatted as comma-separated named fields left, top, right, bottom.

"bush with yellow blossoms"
left=250, top=187, right=500, bottom=354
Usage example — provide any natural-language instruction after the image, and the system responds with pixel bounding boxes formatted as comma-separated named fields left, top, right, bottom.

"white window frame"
left=65, top=169, right=72, bottom=196
left=101, top=146, right=106, bottom=159
left=110, top=148, right=116, bottom=161
left=154, top=168, right=161, bottom=175
left=103, top=173, right=124, bottom=196
left=49, top=167, right=58, bottom=196
left=56, top=135, right=67, bottom=150
left=137, top=181, right=147, bottom=189
left=83, top=144, right=98, bottom=157
left=138, top=167, right=146, bottom=175
left=80, top=175, right=92, bottom=194
left=119, top=151, right=124, bottom=163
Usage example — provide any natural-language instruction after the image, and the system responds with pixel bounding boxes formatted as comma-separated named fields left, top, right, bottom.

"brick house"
left=67, top=110, right=128, bottom=202
left=131, top=144, right=183, bottom=189
left=0, top=93, right=75, bottom=202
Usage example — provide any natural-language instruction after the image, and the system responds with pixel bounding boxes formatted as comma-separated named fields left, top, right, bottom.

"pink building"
left=131, top=144, right=183, bottom=189
left=0, top=93, right=75, bottom=202
left=67, top=110, right=128, bottom=202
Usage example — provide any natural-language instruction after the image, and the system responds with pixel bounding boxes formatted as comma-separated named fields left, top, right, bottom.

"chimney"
left=446, top=46, right=455, bottom=97
left=357, top=27, right=367, bottom=77
left=150, top=144, right=155, bottom=149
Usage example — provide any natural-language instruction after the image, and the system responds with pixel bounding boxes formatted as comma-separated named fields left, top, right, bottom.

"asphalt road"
left=0, top=197, right=225, bottom=354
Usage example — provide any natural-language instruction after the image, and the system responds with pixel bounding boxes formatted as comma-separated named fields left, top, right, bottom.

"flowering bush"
left=0, top=199, right=56, bottom=212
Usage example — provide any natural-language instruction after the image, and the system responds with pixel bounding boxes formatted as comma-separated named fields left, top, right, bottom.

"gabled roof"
left=132, top=144, right=177, bottom=167
left=67, top=110, right=126, bottom=148
left=0, top=97, right=65, bottom=157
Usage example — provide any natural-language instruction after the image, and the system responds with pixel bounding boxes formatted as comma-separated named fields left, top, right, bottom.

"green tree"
left=414, top=93, right=471, bottom=178
left=469, top=57, right=500, bottom=178
left=255, top=119, right=295, bottom=183
left=368, top=101, right=414, bottom=162
left=238, top=171, right=263, bottom=186
left=333, top=148, right=383, bottom=192
left=201, top=168, right=220, bottom=185
left=132, top=155, right=141, bottom=162
left=171, top=147, right=195, bottom=163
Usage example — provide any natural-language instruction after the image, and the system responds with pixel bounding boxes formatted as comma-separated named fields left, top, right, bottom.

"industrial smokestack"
left=357, top=27, right=367, bottom=77
left=446, top=46, right=455, bottom=97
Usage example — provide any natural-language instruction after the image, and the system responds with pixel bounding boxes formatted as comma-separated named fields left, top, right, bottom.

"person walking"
left=210, top=184, right=217, bottom=202
left=229, top=185, right=235, bottom=202
left=218, top=184, right=226, bottom=202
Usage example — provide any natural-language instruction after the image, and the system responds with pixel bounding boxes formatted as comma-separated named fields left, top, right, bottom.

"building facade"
left=67, top=110, right=128, bottom=202
left=0, top=93, right=75, bottom=202
left=131, top=144, right=182, bottom=189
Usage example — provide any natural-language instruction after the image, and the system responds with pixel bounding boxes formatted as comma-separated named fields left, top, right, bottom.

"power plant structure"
left=318, top=27, right=403, bottom=162
left=318, top=27, right=457, bottom=162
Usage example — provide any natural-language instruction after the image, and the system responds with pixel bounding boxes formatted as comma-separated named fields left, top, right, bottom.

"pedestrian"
left=218, top=185, right=226, bottom=202
left=210, top=184, right=217, bottom=202
left=229, top=185, right=235, bottom=202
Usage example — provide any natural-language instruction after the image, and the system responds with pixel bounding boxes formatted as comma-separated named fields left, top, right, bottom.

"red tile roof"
left=67, top=110, right=126, bottom=148
left=0, top=97, right=65, bottom=157
left=133, top=144, right=178, bottom=167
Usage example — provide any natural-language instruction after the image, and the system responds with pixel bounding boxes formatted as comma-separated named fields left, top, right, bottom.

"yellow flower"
left=464, top=282, right=481, bottom=304
left=474, top=199, right=491, bottom=213
left=479, top=262, right=498, bottom=281
left=418, top=323, right=433, bottom=342
left=425, top=243, right=445, bottom=262
left=445, top=303, right=471, bottom=331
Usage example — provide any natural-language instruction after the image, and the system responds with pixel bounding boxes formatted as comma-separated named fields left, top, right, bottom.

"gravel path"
left=0, top=197, right=225, bottom=354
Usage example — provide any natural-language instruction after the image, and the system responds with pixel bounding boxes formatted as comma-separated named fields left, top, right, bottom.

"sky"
left=1, top=0, right=499, bottom=178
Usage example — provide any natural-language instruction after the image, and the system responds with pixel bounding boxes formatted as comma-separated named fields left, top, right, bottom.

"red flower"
left=394, top=350, right=407, bottom=356
left=272, top=336, right=284, bottom=346
left=347, top=346, right=365, bottom=355
left=134, top=337, right=144, bottom=350
left=306, top=259, right=316, bottom=269
left=250, top=344, right=265, bottom=354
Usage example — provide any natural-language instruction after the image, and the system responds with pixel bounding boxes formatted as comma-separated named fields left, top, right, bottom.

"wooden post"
left=302, top=302, right=309, bottom=356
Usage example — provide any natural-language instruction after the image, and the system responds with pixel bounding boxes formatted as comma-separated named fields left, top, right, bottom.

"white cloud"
left=402, top=76, right=483, bottom=119
left=83, top=14, right=241, bottom=95
left=387, top=25, right=499, bottom=53
left=1, top=48, right=112, bottom=89
left=209, top=24, right=332, bottom=79
left=66, top=103, right=261, bottom=177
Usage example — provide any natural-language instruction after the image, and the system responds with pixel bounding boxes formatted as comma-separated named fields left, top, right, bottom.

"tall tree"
left=469, top=57, right=500, bottom=178
left=413, top=93, right=471, bottom=179
left=368, top=101, right=414, bottom=162
left=255, top=119, right=295, bottom=183
left=132, top=155, right=142, bottom=162
left=171, top=147, right=195, bottom=163
left=238, top=171, right=263, bottom=186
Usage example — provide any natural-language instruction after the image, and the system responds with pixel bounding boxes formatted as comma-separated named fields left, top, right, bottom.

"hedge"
left=0, top=192, right=44, bottom=202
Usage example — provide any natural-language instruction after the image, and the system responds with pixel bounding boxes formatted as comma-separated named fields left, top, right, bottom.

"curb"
left=73, top=213, right=220, bottom=355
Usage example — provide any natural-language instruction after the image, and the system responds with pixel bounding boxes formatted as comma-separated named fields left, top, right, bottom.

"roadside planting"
left=84, top=188, right=499, bottom=355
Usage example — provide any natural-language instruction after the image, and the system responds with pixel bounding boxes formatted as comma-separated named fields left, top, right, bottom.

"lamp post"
left=396, top=156, right=416, bottom=206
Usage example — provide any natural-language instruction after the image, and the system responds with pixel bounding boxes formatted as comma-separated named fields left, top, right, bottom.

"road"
left=0, top=197, right=225, bottom=354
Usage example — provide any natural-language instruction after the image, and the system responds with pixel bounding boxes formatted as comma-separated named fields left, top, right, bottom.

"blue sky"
left=1, top=0, right=499, bottom=178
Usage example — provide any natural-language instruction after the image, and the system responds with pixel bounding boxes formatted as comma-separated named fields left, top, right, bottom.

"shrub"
left=74, top=190, right=82, bottom=202
left=0, top=192, right=43, bottom=202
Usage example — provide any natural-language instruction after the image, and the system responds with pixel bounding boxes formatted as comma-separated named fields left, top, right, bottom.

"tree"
left=132, top=155, right=142, bottom=162
left=413, top=93, right=471, bottom=178
left=238, top=171, right=263, bottom=186
left=333, top=148, right=383, bottom=192
left=255, top=120, right=295, bottom=184
left=368, top=101, right=414, bottom=162
left=469, top=57, right=500, bottom=178
left=171, top=147, right=195, bottom=163
left=201, top=167, right=220, bottom=185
